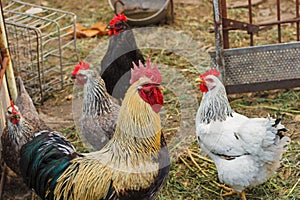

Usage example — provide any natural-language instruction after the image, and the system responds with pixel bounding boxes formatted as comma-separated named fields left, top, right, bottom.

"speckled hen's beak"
left=195, top=78, right=203, bottom=83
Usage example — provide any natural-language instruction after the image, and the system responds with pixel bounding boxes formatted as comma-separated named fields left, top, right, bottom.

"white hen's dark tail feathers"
left=261, top=116, right=291, bottom=180
left=271, top=118, right=288, bottom=139
left=264, top=116, right=291, bottom=157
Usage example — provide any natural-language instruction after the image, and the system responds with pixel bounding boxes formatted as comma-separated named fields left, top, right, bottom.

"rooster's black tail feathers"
left=20, top=130, right=79, bottom=200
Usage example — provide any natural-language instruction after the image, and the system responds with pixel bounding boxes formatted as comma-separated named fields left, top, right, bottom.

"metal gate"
left=210, top=0, right=300, bottom=93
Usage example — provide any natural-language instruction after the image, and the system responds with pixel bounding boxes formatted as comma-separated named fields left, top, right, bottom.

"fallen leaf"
left=68, top=24, right=101, bottom=38
left=75, top=24, right=88, bottom=31
left=67, top=24, right=88, bottom=38
left=91, top=21, right=108, bottom=36
left=80, top=29, right=100, bottom=37
left=67, top=23, right=106, bottom=38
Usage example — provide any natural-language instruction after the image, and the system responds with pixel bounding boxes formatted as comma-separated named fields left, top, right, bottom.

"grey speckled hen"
left=72, top=62, right=120, bottom=150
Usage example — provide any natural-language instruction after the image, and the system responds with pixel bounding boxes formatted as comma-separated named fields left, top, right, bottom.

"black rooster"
left=100, top=1, right=145, bottom=100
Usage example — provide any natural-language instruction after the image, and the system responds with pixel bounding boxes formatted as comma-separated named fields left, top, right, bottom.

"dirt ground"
left=1, top=0, right=299, bottom=199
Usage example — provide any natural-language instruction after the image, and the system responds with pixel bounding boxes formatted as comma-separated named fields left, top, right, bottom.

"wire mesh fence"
left=3, top=0, right=78, bottom=103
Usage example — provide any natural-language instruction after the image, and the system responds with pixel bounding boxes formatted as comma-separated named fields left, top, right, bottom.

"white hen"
left=195, top=69, right=291, bottom=200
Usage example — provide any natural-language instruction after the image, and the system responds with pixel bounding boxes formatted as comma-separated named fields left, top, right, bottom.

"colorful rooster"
left=20, top=59, right=170, bottom=200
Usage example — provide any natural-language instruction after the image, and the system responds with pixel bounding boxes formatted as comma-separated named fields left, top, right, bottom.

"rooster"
left=20, top=59, right=170, bottom=200
left=100, top=1, right=145, bottom=100
left=195, top=69, right=291, bottom=200
left=71, top=61, right=120, bottom=150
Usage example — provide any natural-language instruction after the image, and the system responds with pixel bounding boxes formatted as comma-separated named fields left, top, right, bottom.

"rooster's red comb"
left=9, top=100, right=19, bottom=115
left=200, top=68, right=220, bottom=79
left=130, top=58, right=162, bottom=85
left=108, top=14, right=128, bottom=36
left=71, top=61, right=90, bottom=76
left=109, top=14, right=127, bottom=26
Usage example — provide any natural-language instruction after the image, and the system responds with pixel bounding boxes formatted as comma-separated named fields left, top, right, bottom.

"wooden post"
left=0, top=0, right=17, bottom=158
left=0, top=1, right=17, bottom=101
left=212, top=0, right=226, bottom=84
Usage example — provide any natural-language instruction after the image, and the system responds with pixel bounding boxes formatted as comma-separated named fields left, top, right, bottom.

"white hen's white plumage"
left=196, top=74, right=290, bottom=193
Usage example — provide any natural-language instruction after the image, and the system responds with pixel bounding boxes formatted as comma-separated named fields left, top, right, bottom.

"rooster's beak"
left=195, top=78, right=203, bottom=83
left=158, top=86, right=164, bottom=91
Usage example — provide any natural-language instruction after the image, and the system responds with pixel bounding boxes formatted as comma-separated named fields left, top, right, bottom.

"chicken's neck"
left=83, top=78, right=112, bottom=117
left=7, top=118, right=34, bottom=149
left=198, top=85, right=233, bottom=124
left=88, top=85, right=162, bottom=161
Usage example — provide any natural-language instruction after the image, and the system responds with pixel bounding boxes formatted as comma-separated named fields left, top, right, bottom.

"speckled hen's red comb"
left=71, top=61, right=90, bottom=76
left=200, top=68, right=220, bottom=79
left=130, top=58, right=162, bottom=85
left=9, top=100, right=18, bottom=115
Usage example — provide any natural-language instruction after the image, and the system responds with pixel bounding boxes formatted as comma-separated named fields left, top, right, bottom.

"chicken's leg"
left=241, top=191, right=247, bottom=200
left=219, top=184, right=236, bottom=197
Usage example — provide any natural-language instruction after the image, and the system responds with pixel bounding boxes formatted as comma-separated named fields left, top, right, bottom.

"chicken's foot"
left=219, top=184, right=233, bottom=192
left=220, top=186, right=247, bottom=200
left=221, top=188, right=236, bottom=197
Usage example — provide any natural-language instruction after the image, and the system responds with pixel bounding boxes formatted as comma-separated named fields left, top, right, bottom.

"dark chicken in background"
left=1, top=76, right=49, bottom=176
left=71, top=61, right=119, bottom=150
left=19, top=59, right=170, bottom=200
left=0, top=76, right=50, bottom=198
left=100, top=3, right=145, bottom=100
left=1, top=101, right=35, bottom=177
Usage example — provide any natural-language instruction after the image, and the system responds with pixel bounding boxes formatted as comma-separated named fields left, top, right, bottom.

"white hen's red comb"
left=130, top=58, right=162, bottom=85
left=200, top=68, right=220, bottom=79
